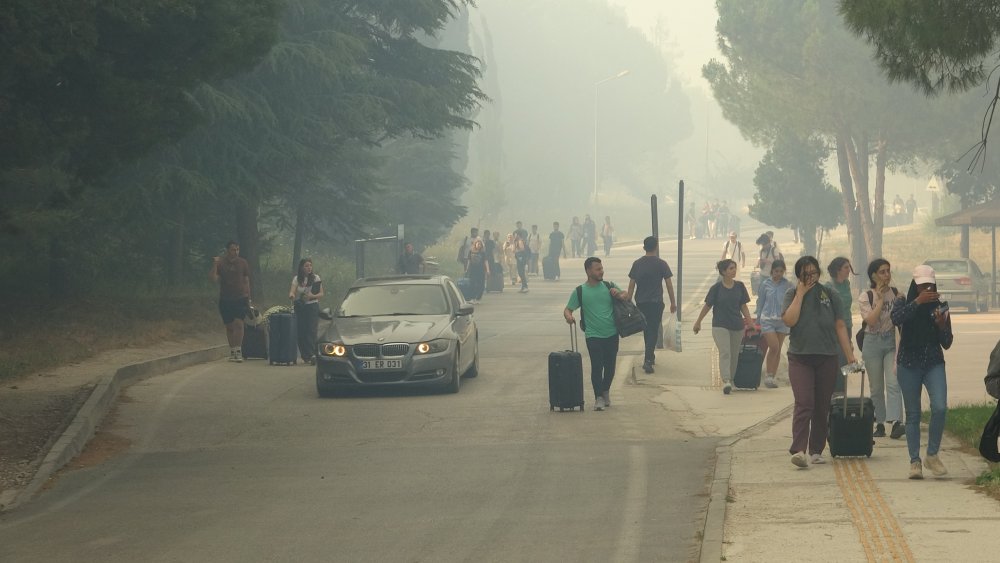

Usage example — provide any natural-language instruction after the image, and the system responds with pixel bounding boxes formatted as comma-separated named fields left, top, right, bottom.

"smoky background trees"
left=0, top=1, right=484, bottom=300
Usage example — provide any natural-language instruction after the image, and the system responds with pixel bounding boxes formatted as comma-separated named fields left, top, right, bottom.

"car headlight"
left=415, top=339, right=450, bottom=354
left=320, top=342, right=347, bottom=357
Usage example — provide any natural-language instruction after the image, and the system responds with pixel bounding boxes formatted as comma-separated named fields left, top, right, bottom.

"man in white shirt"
left=721, top=231, right=746, bottom=275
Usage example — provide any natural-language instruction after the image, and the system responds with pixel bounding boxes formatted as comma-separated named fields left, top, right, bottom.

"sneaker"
left=810, top=454, right=826, bottom=464
left=723, top=383, right=732, bottom=395
left=602, top=392, right=611, bottom=408
left=791, top=452, right=808, bottom=468
left=228, top=349, right=238, bottom=362
left=890, top=421, right=905, bottom=440
left=909, top=461, right=924, bottom=480
left=594, top=396, right=605, bottom=411
left=764, top=376, right=777, bottom=388
left=234, top=349, right=244, bottom=363
left=873, top=423, right=886, bottom=438
left=924, top=454, right=948, bottom=476
left=642, top=362, right=654, bottom=374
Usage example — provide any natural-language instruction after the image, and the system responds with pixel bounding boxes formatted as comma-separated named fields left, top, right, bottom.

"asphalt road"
left=0, top=239, right=724, bottom=563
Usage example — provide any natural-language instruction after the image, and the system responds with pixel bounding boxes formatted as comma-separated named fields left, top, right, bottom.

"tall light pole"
left=593, top=69, right=630, bottom=203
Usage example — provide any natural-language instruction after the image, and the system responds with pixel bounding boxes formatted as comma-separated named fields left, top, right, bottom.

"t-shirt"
left=528, top=232, right=542, bottom=252
left=548, top=230, right=565, bottom=256
left=782, top=285, right=844, bottom=355
left=824, top=279, right=853, bottom=331
left=722, top=240, right=743, bottom=261
left=292, top=274, right=322, bottom=304
left=217, top=257, right=251, bottom=299
left=628, top=256, right=673, bottom=304
left=705, top=281, right=750, bottom=330
left=514, top=227, right=528, bottom=242
left=397, top=252, right=423, bottom=274
left=566, top=280, right=623, bottom=339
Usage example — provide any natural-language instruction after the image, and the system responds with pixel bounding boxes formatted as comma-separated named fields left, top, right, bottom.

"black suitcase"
left=487, top=264, right=504, bottom=293
left=733, top=327, right=763, bottom=389
left=548, top=325, right=584, bottom=411
left=242, top=323, right=268, bottom=360
left=828, top=366, right=875, bottom=457
left=268, top=312, right=298, bottom=365
left=542, top=256, right=557, bottom=280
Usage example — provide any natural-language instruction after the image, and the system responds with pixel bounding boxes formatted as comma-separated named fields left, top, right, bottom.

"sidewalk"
left=631, top=309, right=1000, bottom=563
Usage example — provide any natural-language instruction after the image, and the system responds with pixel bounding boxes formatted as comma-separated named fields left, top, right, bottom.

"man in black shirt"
left=397, top=242, right=425, bottom=274
left=627, top=236, right=677, bottom=373
left=547, top=221, right=567, bottom=280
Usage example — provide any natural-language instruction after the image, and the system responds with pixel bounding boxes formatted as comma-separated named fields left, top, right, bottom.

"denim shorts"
left=760, top=318, right=789, bottom=335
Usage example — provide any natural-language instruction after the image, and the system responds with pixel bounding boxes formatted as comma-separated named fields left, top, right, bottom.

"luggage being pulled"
left=733, top=338, right=763, bottom=391
left=828, top=364, right=875, bottom=458
left=242, top=323, right=269, bottom=360
left=268, top=312, right=298, bottom=365
left=542, top=256, right=557, bottom=280
left=487, top=264, right=504, bottom=293
left=548, top=325, right=585, bottom=412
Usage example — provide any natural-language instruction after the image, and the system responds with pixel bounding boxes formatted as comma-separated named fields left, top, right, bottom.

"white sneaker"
left=810, top=454, right=826, bottom=464
left=764, top=376, right=778, bottom=388
left=791, top=452, right=808, bottom=468
left=603, top=393, right=611, bottom=408
left=234, top=349, right=243, bottom=363
left=924, top=454, right=948, bottom=476
left=594, top=396, right=605, bottom=411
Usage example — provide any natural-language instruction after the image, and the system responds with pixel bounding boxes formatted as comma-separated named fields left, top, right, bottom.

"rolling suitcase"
left=548, top=325, right=585, bottom=412
left=828, top=365, right=875, bottom=458
left=242, top=323, right=268, bottom=360
left=268, top=312, right=298, bottom=365
left=486, top=264, right=504, bottom=293
left=733, top=326, right=763, bottom=390
left=542, top=256, right=557, bottom=280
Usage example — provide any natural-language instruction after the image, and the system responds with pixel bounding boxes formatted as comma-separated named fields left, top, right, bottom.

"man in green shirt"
left=564, top=257, right=629, bottom=410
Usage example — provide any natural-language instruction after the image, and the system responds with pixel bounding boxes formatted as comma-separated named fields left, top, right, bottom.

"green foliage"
left=749, top=132, right=843, bottom=255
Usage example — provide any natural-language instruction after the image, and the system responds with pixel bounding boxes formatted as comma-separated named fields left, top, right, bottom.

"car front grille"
left=351, top=343, right=409, bottom=358
left=358, top=371, right=407, bottom=384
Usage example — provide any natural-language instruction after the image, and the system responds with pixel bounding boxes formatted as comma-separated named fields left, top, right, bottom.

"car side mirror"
left=457, top=303, right=474, bottom=316
left=319, top=307, right=333, bottom=321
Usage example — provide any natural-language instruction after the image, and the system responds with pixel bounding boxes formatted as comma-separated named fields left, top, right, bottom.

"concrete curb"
left=698, top=403, right=794, bottom=563
left=0, top=345, right=228, bottom=513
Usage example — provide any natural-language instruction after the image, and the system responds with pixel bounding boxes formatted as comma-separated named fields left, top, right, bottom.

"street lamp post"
left=593, top=70, right=630, bottom=203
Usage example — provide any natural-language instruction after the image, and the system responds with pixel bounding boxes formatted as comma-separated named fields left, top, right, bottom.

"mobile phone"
left=934, top=302, right=949, bottom=317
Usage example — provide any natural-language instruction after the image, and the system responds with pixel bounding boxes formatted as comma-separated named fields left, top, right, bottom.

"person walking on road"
left=627, top=236, right=677, bottom=374
left=825, top=257, right=855, bottom=392
left=601, top=216, right=614, bottom=257
left=720, top=231, right=746, bottom=276
left=583, top=214, right=597, bottom=256
left=514, top=232, right=530, bottom=293
left=465, top=239, right=490, bottom=304
left=527, top=224, right=542, bottom=275
left=569, top=216, right=583, bottom=258
left=755, top=259, right=791, bottom=389
left=892, top=264, right=953, bottom=480
left=781, top=256, right=856, bottom=468
left=288, top=258, right=324, bottom=365
left=858, top=259, right=904, bottom=439
left=693, top=259, right=753, bottom=395
left=547, top=221, right=567, bottom=280
left=564, top=257, right=629, bottom=411
left=209, top=240, right=252, bottom=363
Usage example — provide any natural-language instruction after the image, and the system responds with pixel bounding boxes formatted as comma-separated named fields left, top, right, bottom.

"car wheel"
left=464, top=336, right=480, bottom=378
left=982, top=296, right=990, bottom=313
left=970, top=296, right=979, bottom=314
left=445, top=354, right=461, bottom=394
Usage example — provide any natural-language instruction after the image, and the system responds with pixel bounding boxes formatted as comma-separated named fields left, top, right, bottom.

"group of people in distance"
left=695, top=236, right=953, bottom=479
left=567, top=214, right=616, bottom=258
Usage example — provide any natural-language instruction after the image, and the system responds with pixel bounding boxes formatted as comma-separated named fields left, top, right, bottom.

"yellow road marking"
left=833, top=457, right=915, bottom=562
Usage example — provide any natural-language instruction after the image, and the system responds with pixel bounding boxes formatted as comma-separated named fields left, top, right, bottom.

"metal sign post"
left=652, top=195, right=664, bottom=349
left=675, top=180, right=684, bottom=352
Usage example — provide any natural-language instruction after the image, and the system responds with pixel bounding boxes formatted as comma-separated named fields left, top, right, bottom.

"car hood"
left=323, top=315, right=452, bottom=344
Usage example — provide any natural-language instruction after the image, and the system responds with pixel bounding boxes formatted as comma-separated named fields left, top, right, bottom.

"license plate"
left=940, top=293, right=951, bottom=300
left=361, top=359, right=403, bottom=370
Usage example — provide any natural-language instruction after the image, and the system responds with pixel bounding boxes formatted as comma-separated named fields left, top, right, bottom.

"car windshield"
left=925, top=261, right=969, bottom=274
left=337, top=284, right=450, bottom=317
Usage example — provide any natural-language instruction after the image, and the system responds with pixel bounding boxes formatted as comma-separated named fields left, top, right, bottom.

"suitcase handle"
left=840, top=365, right=867, bottom=417
left=570, top=323, right=578, bottom=353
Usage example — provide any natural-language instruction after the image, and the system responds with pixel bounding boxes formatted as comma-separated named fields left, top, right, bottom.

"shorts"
left=219, top=297, right=250, bottom=325
left=760, top=318, right=789, bottom=335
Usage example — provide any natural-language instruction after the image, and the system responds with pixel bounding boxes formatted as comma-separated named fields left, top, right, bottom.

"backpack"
left=855, top=287, right=899, bottom=351
left=576, top=282, right=646, bottom=338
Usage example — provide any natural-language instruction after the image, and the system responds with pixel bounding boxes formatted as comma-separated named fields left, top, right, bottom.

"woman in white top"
left=288, top=258, right=325, bottom=365
left=858, top=258, right=904, bottom=439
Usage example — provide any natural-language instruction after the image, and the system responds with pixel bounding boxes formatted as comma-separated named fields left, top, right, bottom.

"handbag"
left=575, top=283, right=646, bottom=338
left=979, top=401, right=1000, bottom=463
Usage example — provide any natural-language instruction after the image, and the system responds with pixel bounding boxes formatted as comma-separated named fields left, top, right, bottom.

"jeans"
left=897, top=363, right=948, bottom=463
left=861, top=331, right=902, bottom=423
left=787, top=353, right=838, bottom=455
left=293, top=301, right=319, bottom=361
left=571, top=239, right=582, bottom=257
left=636, top=301, right=665, bottom=365
left=529, top=251, right=539, bottom=274
left=585, top=336, right=619, bottom=398
left=712, top=327, right=742, bottom=383
left=546, top=253, right=561, bottom=279
left=516, top=254, right=528, bottom=289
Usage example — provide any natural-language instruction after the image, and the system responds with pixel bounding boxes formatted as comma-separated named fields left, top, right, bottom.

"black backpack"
left=576, top=282, right=646, bottom=338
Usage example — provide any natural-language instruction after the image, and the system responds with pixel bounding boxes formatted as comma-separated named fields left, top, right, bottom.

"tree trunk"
left=801, top=222, right=818, bottom=256
left=836, top=134, right=867, bottom=269
left=292, top=205, right=305, bottom=273
left=872, top=135, right=887, bottom=259
left=236, top=202, right=263, bottom=301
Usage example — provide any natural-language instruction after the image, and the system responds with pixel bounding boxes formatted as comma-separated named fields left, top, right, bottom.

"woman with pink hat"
left=891, top=264, right=954, bottom=480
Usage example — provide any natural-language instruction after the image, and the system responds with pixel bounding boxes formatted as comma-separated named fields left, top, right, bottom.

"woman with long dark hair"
left=891, top=265, right=953, bottom=479
left=693, top=259, right=753, bottom=395
left=465, top=239, right=490, bottom=304
left=782, top=256, right=855, bottom=468
left=288, top=258, right=324, bottom=365
left=858, top=259, right=904, bottom=439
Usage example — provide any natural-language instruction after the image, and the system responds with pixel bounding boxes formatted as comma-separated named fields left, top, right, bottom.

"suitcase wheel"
left=550, top=406, right=555, bottom=411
